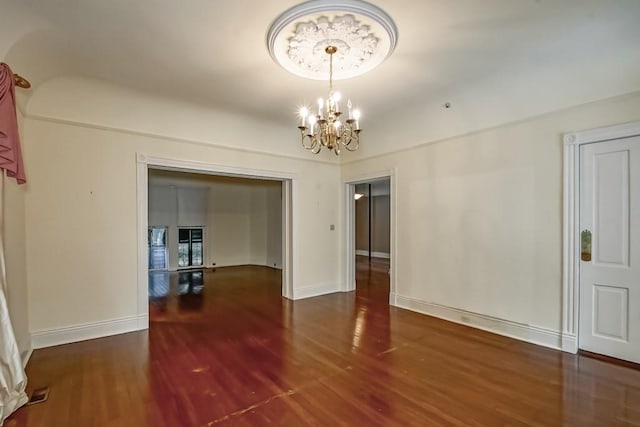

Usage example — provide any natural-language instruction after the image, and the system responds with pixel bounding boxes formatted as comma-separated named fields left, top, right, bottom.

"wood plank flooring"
left=6, top=258, right=640, bottom=426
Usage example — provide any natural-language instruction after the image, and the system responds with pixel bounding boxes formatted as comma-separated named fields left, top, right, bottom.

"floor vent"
left=27, top=387, right=49, bottom=405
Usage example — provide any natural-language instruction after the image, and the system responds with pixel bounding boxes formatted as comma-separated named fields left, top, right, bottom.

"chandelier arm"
left=345, top=139, right=359, bottom=151
left=301, top=133, right=315, bottom=150
left=343, top=128, right=360, bottom=151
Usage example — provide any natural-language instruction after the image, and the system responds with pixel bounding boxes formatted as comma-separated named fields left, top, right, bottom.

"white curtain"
left=0, top=175, right=28, bottom=425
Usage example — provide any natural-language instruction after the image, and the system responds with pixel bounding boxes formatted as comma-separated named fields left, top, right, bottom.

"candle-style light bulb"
left=309, top=116, right=317, bottom=135
left=317, top=98, right=323, bottom=116
left=299, top=107, right=308, bottom=127
left=347, top=99, right=353, bottom=119
left=333, top=92, right=341, bottom=112
left=353, top=109, right=361, bottom=130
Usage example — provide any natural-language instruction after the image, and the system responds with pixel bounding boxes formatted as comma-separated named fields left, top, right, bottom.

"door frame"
left=562, top=121, right=640, bottom=353
left=136, top=153, right=296, bottom=330
left=343, top=169, right=397, bottom=304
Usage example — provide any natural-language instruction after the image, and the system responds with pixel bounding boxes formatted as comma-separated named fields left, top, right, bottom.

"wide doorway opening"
left=138, top=162, right=292, bottom=326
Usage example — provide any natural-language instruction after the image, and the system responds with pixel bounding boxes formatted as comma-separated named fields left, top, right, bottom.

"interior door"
left=579, top=136, right=639, bottom=363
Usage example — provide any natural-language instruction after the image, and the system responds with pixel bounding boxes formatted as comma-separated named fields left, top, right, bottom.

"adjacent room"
left=1, top=0, right=640, bottom=425
left=146, top=170, right=284, bottom=323
left=353, top=179, right=391, bottom=304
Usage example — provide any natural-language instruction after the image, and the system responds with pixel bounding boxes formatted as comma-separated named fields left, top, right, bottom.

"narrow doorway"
left=354, top=179, right=391, bottom=303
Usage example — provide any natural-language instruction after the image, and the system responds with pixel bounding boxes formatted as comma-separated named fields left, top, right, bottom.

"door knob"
left=581, top=229, right=592, bottom=262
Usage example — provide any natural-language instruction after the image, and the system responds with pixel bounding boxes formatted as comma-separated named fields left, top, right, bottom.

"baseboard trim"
left=293, top=282, right=341, bottom=300
left=355, top=250, right=390, bottom=259
left=210, top=262, right=282, bottom=269
left=562, top=333, right=578, bottom=353
left=31, top=314, right=148, bottom=349
left=393, top=295, right=563, bottom=351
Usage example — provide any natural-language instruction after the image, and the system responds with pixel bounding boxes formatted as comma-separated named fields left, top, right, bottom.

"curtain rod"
left=13, top=73, right=31, bottom=89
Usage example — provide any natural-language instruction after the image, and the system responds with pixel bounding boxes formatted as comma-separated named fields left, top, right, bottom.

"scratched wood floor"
left=7, top=257, right=640, bottom=426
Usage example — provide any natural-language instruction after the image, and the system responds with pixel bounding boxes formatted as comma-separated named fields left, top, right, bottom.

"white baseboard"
left=562, top=333, right=578, bottom=353
left=31, top=314, right=148, bottom=349
left=393, top=295, right=563, bottom=351
left=389, top=292, right=398, bottom=306
left=293, top=282, right=341, bottom=300
left=355, top=250, right=390, bottom=259
left=163, top=262, right=283, bottom=271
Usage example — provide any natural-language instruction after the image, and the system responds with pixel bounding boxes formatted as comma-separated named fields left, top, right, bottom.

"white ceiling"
left=3, top=0, right=640, bottom=153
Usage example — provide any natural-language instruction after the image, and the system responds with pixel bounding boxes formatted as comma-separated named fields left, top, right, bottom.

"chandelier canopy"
left=298, top=45, right=361, bottom=155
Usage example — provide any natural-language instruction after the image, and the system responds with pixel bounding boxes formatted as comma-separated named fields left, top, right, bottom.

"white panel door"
left=579, top=136, right=639, bottom=363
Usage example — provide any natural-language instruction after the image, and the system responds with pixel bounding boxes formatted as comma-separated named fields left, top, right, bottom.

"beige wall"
left=23, top=116, right=341, bottom=335
left=343, top=92, right=640, bottom=333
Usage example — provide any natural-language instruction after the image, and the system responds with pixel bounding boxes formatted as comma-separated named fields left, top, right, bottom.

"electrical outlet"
left=330, top=224, right=335, bottom=231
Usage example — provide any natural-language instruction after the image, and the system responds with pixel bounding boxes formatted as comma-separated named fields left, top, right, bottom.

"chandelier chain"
left=329, top=48, right=333, bottom=96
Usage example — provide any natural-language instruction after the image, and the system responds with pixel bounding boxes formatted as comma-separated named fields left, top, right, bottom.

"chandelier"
left=297, top=46, right=361, bottom=155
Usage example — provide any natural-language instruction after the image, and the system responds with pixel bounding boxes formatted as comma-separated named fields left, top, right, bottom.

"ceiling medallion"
left=266, top=0, right=398, bottom=80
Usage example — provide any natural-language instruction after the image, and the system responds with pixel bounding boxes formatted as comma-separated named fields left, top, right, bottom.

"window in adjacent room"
left=148, top=226, right=168, bottom=270
left=178, top=228, right=203, bottom=268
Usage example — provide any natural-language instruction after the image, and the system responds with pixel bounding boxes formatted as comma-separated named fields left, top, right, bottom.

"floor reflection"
left=178, top=270, right=204, bottom=311
left=148, top=270, right=169, bottom=298
left=149, top=269, right=207, bottom=318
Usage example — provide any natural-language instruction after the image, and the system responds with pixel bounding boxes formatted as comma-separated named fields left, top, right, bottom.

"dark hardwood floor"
left=7, top=258, right=640, bottom=426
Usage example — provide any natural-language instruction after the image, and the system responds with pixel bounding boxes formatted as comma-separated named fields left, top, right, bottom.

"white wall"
left=207, top=179, right=252, bottom=268
left=207, top=178, right=281, bottom=268
left=343, top=91, right=640, bottom=339
left=22, top=85, right=339, bottom=337
left=249, top=184, right=268, bottom=267
left=265, top=183, right=283, bottom=268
